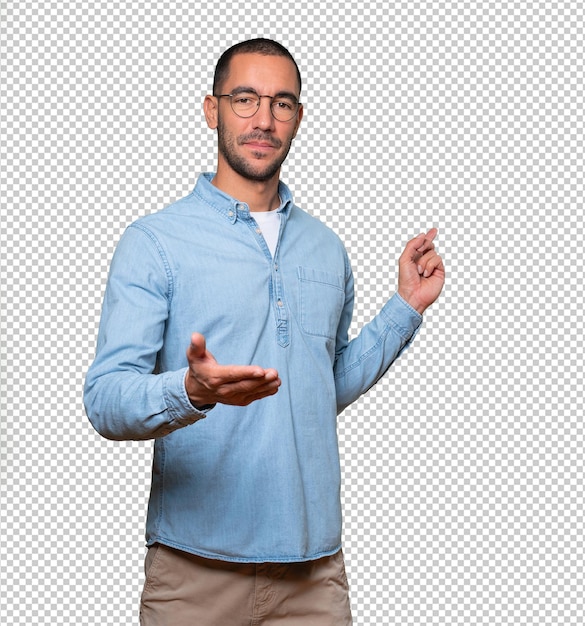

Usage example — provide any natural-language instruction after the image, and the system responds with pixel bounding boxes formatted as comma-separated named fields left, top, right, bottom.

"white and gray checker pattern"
left=1, top=1, right=583, bottom=624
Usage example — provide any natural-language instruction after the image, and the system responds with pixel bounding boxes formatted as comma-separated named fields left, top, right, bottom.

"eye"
left=273, top=99, right=295, bottom=111
left=233, top=92, right=259, bottom=106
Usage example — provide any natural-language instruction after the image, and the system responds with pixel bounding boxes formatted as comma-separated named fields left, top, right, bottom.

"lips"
left=245, top=142, right=276, bottom=149
left=239, top=134, right=281, bottom=149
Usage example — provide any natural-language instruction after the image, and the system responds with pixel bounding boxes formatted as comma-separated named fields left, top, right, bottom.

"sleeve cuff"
left=163, top=367, right=212, bottom=427
left=380, top=293, right=423, bottom=340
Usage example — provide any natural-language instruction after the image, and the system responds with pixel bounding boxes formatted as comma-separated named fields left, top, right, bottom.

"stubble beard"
left=216, top=117, right=293, bottom=183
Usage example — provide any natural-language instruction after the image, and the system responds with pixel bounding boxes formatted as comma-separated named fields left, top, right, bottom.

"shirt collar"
left=194, top=172, right=294, bottom=223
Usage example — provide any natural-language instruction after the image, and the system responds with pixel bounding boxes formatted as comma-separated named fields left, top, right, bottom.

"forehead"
left=224, top=53, right=300, bottom=96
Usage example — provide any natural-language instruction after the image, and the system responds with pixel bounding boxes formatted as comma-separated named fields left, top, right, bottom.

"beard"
left=216, top=116, right=294, bottom=182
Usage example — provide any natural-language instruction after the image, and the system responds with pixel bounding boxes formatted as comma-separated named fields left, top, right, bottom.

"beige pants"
left=140, top=543, right=353, bottom=625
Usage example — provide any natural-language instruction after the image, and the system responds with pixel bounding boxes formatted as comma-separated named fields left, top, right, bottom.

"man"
left=84, top=38, right=444, bottom=625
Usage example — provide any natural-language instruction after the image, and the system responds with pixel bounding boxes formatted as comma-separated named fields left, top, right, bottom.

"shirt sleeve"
left=83, top=225, right=209, bottom=440
left=333, top=257, right=423, bottom=414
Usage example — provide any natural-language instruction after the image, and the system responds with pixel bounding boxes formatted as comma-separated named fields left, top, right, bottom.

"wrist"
left=397, top=289, right=426, bottom=315
left=184, top=370, right=215, bottom=410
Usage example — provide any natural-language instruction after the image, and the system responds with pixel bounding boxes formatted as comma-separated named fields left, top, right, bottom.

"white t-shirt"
left=252, top=210, right=281, bottom=257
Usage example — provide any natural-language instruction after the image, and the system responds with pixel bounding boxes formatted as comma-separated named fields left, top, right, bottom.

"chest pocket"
left=297, top=266, right=345, bottom=339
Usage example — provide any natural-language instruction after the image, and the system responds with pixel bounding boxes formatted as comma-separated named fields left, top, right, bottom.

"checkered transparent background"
left=1, top=1, right=583, bottom=624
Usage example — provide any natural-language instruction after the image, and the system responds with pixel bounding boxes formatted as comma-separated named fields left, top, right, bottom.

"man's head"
left=212, top=38, right=302, bottom=99
left=204, top=39, right=304, bottom=185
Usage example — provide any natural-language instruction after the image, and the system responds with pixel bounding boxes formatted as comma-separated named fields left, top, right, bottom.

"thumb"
left=188, top=332, right=207, bottom=360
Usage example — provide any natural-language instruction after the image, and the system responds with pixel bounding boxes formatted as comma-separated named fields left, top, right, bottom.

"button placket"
left=273, top=252, right=289, bottom=347
left=241, top=208, right=290, bottom=347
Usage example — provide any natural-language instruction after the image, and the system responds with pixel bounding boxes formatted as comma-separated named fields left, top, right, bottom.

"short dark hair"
left=213, top=38, right=302, bottom=96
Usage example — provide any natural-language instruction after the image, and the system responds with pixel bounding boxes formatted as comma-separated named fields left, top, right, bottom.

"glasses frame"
left=217, top=92, right=302, bottom=122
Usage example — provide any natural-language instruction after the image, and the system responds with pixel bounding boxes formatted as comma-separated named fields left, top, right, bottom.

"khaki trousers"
left=140, top=544, right=353, bottom=625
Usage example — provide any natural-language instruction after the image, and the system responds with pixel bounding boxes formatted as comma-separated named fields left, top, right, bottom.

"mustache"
left=238, top=132, right=282, bottom=148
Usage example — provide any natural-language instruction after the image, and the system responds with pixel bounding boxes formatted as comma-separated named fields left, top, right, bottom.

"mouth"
left=243, top=141, right=277, bottom=151
left=239, top=133, right=281, bottom=151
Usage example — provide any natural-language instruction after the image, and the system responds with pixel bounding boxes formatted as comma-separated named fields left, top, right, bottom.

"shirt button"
left=228, top=210, right=234, bottom=217
left=277, top=299, right=283, bottom=306
left=256, top=228, right=262, bottom=234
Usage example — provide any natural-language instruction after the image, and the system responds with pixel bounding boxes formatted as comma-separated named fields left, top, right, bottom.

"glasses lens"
left=271, top=97, right=299, bottom=121
left=230, top=93, right=260, bottom=117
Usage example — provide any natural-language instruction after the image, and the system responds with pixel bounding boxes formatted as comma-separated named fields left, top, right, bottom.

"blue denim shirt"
left=84, top=173, right=422, bottom=563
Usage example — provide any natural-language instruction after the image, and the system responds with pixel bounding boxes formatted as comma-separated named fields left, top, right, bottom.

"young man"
left=84, top=38, right=444, bottom=625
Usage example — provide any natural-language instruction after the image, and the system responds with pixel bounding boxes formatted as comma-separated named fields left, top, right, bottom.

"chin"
left=240, top=160, right=282, bottom=182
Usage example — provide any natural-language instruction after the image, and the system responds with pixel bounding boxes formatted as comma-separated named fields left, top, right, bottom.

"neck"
left=211, top=164, right=281, bottom=212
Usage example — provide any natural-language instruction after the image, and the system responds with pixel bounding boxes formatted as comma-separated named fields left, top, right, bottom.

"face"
left=205, top=53, right=303, bottom=183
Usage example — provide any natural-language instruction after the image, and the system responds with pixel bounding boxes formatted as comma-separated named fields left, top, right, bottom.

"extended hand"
left=184, top=333, right=281, bottom=408
left=397, top=228, right=445, bottom=315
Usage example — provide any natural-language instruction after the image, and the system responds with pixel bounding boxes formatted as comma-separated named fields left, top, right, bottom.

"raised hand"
left=184, top=333, right=281, bottom=408
left=397, top=228, right=445, bottom=315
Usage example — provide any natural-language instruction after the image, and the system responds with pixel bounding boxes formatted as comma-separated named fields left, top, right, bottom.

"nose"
left=252, top=97, right=276, bottom=130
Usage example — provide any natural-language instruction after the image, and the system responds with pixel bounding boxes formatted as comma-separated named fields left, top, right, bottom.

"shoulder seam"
left=128, top=222, right=175, bottom=304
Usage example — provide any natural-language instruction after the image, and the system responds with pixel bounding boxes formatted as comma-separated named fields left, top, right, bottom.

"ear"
left=203, top=95, right=219, bottom=130
left=291, top=103, right=304, bottom=139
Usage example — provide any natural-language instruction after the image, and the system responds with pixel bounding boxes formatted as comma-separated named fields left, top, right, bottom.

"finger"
left=402, top=229, right=436, bottom=263
left=416, top=250, right=434, bottom=275
left=215, top=375, right=282, bottom=405
left=418, top=248, right=439, bottom=263
left=240, top=385, right=281, bottom=405
left=207, top=364, right=269, bottom=386
left=413, top=245, right=436, bottom=273
left=415, top=242, right=435, bottom=265
left=415, top=227, right=438, bottom=252
left=242, top=377, right=282, bottom=400
left=262, top=368, right=279, bottom=381
left=221, top=372, right=281, bottom=392
left=419, top=252, right=444, bottom=277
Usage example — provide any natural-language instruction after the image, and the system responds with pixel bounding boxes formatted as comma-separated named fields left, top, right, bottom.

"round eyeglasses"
left=217, top=91, right=301, bottom=122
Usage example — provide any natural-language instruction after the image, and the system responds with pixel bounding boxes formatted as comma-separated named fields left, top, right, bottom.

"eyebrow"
left=229, top=86, right=299, bottom=102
